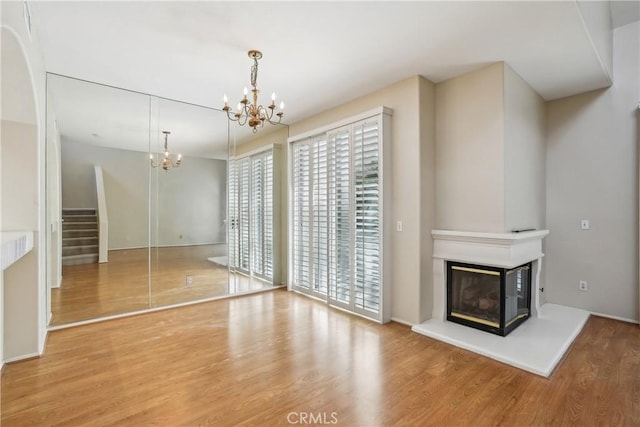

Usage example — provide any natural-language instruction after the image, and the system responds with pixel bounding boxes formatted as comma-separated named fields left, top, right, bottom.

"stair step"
left=62, top=215, right=97, bottom=223
left=63, top=229, right=98, bottom=238
left=62, top=253, right=99, bottom=266
left=63, top=222, right=98, bottom=230
left=62, top=245, right=99, bottom=257
left=62, top=237, right=98, bottom=247
left=62, top=209, right=96, bottom=216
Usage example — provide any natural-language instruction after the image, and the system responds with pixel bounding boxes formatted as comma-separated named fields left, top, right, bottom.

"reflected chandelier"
left=223, top=50, right=284, bottom=133
left=150, top=131, right=182, bottom=171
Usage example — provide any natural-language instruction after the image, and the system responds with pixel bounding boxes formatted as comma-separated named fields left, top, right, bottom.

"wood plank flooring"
left=5, top=289, right=640, bottom=426
left=51, top=245, right=272, bottom=325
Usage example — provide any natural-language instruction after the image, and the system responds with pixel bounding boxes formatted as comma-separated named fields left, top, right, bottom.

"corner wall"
left=503, top=65, right=547, bottom=232
left=435, top=63, right=506, bottom=233
left=545, top=21, right=640, bottom=322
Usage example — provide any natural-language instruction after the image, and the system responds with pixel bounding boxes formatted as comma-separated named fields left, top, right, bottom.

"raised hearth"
left=412, top=229, right=591, bottom=377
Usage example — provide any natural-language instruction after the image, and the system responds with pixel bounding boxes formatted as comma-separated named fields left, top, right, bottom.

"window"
left=289, top=107, right=391, bottom=322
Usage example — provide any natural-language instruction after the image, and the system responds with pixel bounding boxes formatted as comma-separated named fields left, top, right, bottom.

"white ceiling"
left=31, top=1, right=624, bottom=154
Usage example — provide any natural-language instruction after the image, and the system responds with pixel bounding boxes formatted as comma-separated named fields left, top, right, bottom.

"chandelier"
left=223, top=50, right=284, bottom=133
left=150, top=131, right=182, bottom=171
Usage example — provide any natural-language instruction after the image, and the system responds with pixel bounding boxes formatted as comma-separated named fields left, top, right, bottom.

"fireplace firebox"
left=446, top=261, right=531, bottom=336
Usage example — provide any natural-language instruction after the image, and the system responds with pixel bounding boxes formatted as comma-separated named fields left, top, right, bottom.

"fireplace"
left=447, top=261, right=531, bottom=336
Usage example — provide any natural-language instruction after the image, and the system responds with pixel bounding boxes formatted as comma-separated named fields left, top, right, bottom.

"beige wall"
left=419, top=77, right=437, bottom=321
left=503, top=64, right=547, bottom=232
left=435, top=63, right=506, bottom=232
left=289, top=76, right=432, bottom=325
left=1, top=120, right=40, bottom=361
left=545, top=21, right=640, bottom=322
left=435, top=62, right=547, bottom=235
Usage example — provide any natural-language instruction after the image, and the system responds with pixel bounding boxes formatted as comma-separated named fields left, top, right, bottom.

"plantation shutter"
left=312, top=137, right=329, bottom=295
left=263, top=152, right=274, bottom=280
left=327, top=128, right=351, bottom=306
left=237, top=157, right=251, bottom=273
left=228, top=161, right=237, bottom=269
left=353, top=119, right=381, bottom=313
left=292, top=141, right=312, bottom=291
left=251, top=155, right=265, bottom=276
left=289, top=107, right=390, bottom=322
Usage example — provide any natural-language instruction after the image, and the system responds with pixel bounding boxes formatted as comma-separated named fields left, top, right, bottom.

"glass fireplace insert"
left=446, top=261, right=531, bottom=336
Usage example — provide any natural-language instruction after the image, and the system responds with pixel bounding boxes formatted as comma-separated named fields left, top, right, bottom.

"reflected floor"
left=51, top=245, right=274, bottom=325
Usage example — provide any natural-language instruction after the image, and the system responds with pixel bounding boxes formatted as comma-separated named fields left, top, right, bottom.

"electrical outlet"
left=185, top=275, right=193, bottom=286
left=581, top=219, right=590, bottom=230
left=396, top=221, right=403, bottom=232
left=579, top=280, right=588, bottom=291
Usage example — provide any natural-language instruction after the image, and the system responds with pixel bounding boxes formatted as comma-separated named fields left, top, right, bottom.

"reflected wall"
left=46, top=74, right=230, bottom=325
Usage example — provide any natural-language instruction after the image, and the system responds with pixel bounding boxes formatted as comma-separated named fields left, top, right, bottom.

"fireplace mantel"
left=431, top=229, right=549, bottom=321
left=432, top=229, right=549, bottom=269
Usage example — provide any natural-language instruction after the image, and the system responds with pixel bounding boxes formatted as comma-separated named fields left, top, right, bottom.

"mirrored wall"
left=46, top=74, right=286, bottom=326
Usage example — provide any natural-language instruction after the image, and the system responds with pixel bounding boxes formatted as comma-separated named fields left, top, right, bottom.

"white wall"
left=61, top=140, right=148, bottom=249
left=61, top=140, right=227, bottom=249
left=289, top=76, right=435, bottom=325
left=545, top=21, right=640, bottom=322
left=435, top=63, right=506, bottom=233
left=152, top=156, right=227, bottom=247
left=576, top=0, right=613, bottom=80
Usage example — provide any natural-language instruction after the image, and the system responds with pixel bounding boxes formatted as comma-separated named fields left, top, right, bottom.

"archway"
left=1, top=26, right=41, bottom=362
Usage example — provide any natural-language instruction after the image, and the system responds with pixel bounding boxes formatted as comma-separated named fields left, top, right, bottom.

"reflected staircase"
left=62, top=208, right=99, bottom=266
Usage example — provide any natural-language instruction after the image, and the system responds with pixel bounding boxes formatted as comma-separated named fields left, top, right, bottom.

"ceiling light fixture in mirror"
left=150, top=130, right=182, bottom=171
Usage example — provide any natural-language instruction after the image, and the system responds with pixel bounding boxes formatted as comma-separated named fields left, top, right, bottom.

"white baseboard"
left=390, top=317, right=413, bottom=327
left=591, top=311, right=639, bottom=324
left=3, top=351, right=40, bottom=364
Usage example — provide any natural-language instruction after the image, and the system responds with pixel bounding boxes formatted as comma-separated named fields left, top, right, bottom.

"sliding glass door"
left=229, top=147, right=278, bottom=285
left=289, top=109, right=391, bottom=323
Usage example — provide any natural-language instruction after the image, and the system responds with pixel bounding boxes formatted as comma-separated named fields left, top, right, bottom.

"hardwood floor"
left=51, top=245, right=273, bottom=325
left=5, top=289, right=640, bottom=426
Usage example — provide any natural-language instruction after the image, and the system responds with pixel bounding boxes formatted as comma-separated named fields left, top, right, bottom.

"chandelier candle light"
left=223, top=50, right=284, bottom=133
left=150, top=130, right=182, bottom=171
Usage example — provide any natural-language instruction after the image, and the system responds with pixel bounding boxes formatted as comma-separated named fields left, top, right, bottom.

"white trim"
left=3, top=351, right=40, bottom=364
left=108, top=242, right=226, bottom=251
left=232, top=143, right=281, bottom=160
left=48, top=287, right=281, bottom=331
left=390, top=317, right=413, bottom=327
left=432, top=229, right=550, bottom=246
left=94, top=166, right=109, bottom=263
left=590, top=311, right=639, bottom=324
left=288, top=106, right=393, bottom=143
